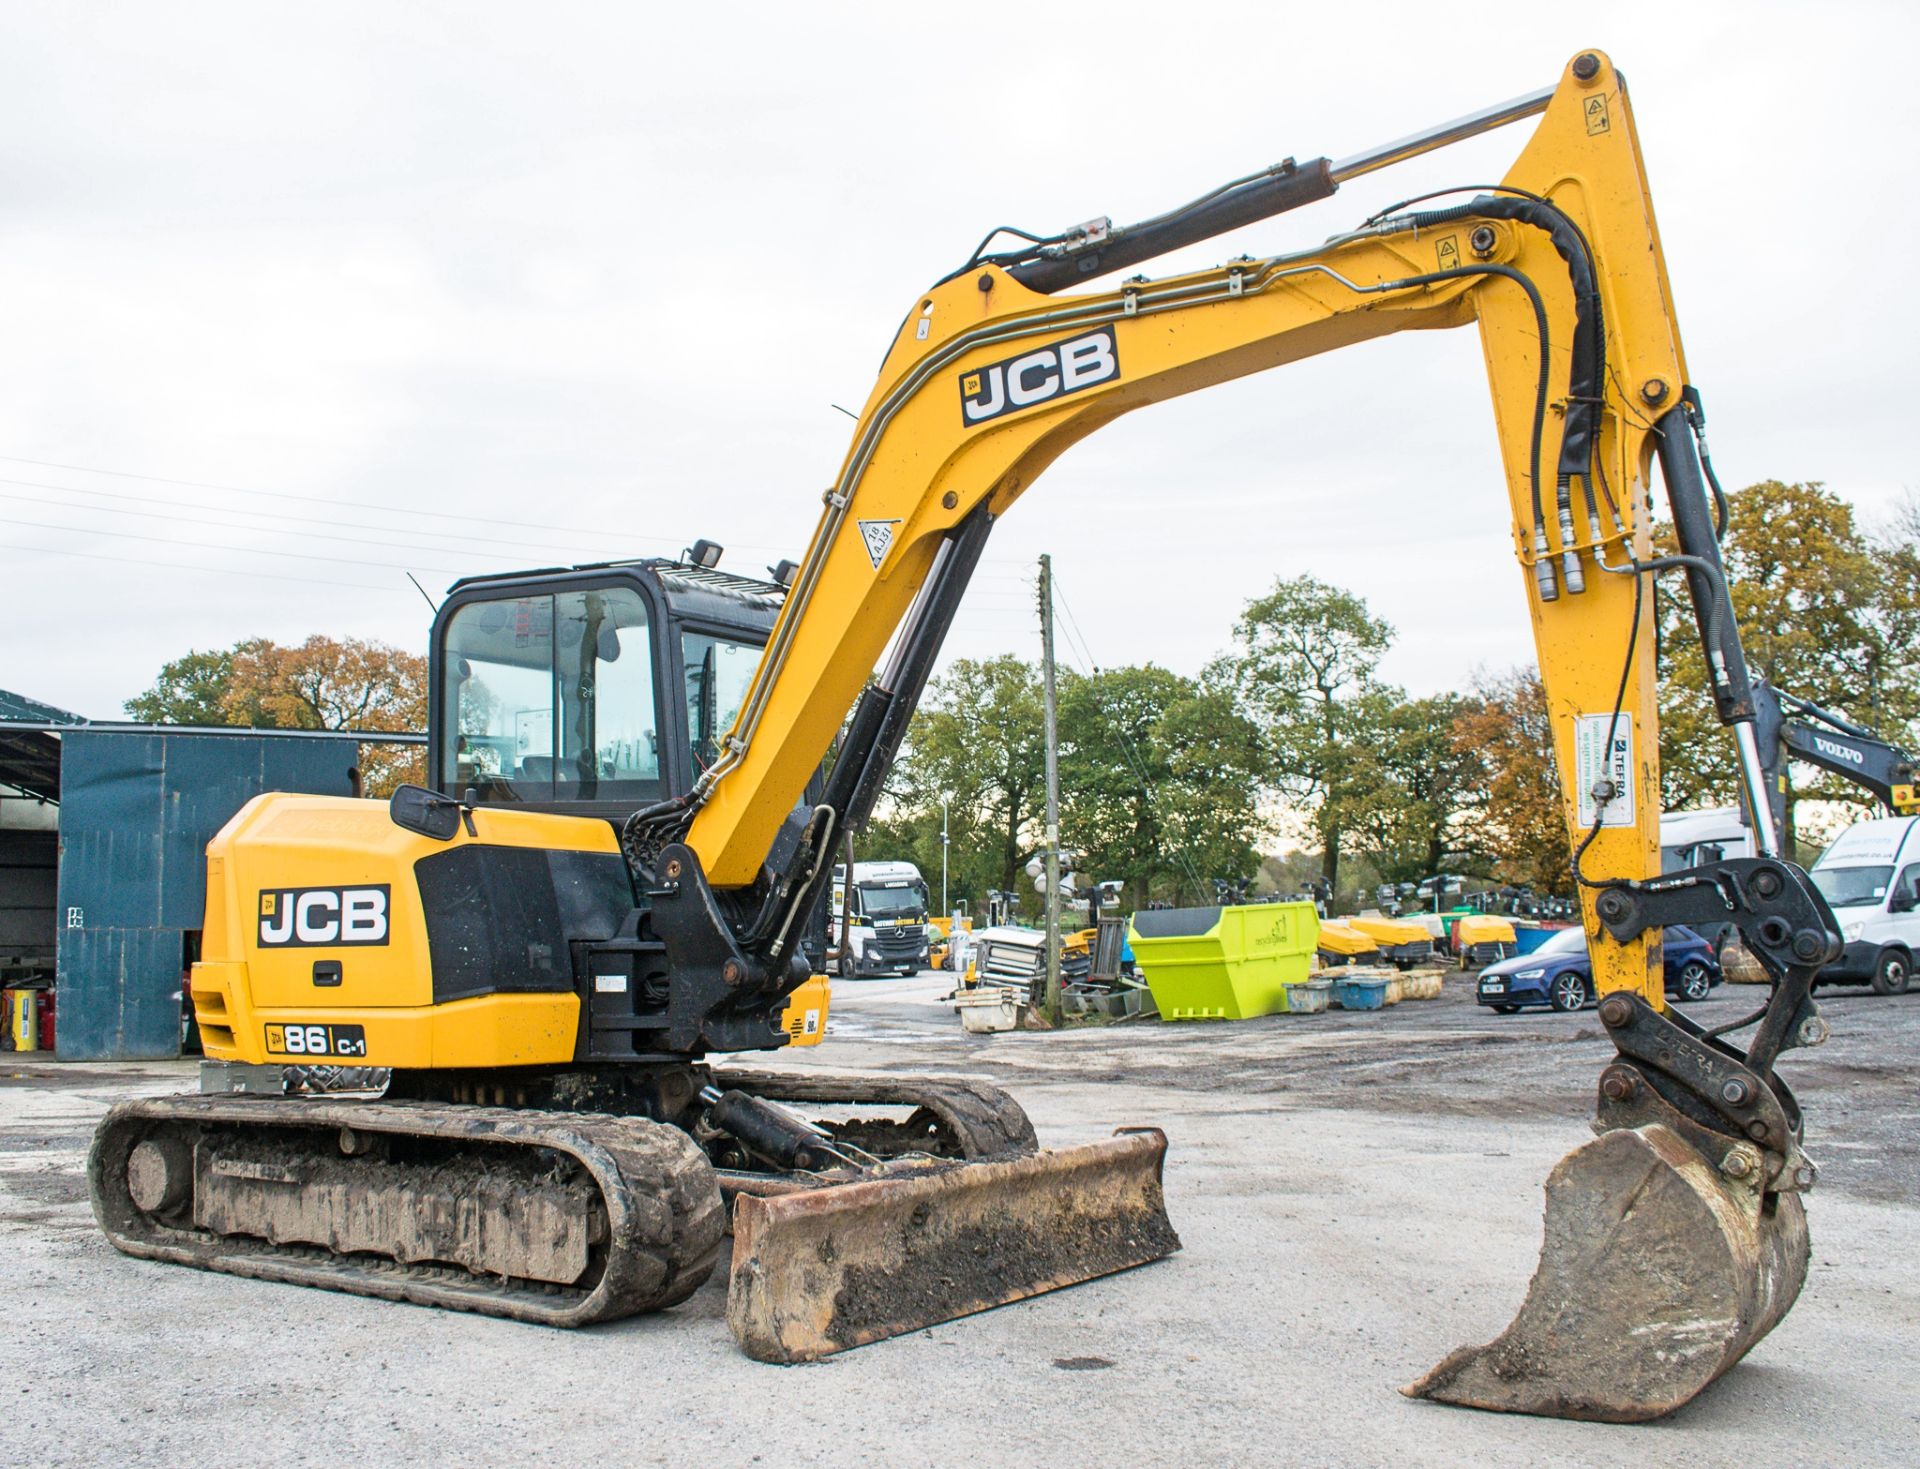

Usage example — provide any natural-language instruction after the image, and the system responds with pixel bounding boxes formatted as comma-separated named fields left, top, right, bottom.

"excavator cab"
left=429, top=555, right=784, bottom=817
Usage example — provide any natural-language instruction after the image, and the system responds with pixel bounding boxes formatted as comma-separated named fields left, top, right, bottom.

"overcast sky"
left=3, top=3, right=1913, bottom=720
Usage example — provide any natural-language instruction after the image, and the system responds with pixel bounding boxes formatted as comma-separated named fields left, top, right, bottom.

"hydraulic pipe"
left=1656, top=418, right=1778, bottom=857
left=1329, top=85, right=1555, bottom=181
left=1008, top=161, right=1335, bottom=294
left=1008, top=81, right=1558, bottom=296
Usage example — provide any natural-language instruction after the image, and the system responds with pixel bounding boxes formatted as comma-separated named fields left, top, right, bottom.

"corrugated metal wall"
left=55, top=732, right=357, bottom=1059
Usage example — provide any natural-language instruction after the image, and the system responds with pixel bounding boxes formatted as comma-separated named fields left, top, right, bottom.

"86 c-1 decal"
left=265, top=1023, right=367, bottom=1058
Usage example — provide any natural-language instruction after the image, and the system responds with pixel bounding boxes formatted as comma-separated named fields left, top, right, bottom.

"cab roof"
left=444, top=556, right=788, bottom=630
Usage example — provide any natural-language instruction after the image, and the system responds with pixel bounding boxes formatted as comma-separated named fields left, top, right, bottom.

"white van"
left=1659, top=806, right=1757, bottom=873
left=1809, top=815, right=1919, bottom=995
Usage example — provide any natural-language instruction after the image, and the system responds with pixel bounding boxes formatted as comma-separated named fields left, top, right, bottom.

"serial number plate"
left=264, top=1022, right=367, bottom=1058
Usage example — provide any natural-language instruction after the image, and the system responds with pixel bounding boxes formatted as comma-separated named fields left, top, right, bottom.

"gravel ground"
left=2, top=970, right=1915, bottom=1468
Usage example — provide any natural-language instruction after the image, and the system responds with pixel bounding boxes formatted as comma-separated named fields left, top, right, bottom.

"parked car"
left=1476, top=925, right=1720, bottom=1013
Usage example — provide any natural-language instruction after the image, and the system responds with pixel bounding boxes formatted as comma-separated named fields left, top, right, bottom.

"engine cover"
left=189, top=793, right=631, bottom=1069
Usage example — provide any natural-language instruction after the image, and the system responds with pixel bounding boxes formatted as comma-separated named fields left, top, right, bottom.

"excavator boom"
left=638, top=48, right=1836, bottom=1418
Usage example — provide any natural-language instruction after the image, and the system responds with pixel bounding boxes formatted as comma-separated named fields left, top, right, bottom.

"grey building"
left=0, top=693, right=420, bottom=1060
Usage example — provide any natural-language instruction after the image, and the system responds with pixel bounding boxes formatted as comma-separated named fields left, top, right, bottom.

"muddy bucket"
left=727, top=1128, right=1179, bottom=1362
left=1406, top=1123, right=1808, bottom=1422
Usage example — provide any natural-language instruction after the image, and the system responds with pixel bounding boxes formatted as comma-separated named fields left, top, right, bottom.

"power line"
left=0, top=451, right=659, bottom=540
left=1052, top=570, right=1211, bottom=903
left=1056, top=592, right=1104, bottom=673
left=0, top=489, right=508, bottom=571
left=0, top=513, right=465, bottom=575
left=0, top=537, right=411, bottom=593
left=0, top=452, right=1038, bottom=570
left=0, top=474, right=609, bottom=560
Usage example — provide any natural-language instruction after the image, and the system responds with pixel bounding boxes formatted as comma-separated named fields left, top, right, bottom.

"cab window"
left=442, top=587, right=662, bottom=803
left=1894, top=863, right=1920, bottom=912
left=683, top=631, right=761, bottom=774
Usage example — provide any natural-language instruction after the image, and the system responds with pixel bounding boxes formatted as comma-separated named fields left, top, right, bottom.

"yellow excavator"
left=91, top=49, right=1841, bottom=1421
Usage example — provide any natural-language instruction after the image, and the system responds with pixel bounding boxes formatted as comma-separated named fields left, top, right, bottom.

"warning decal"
left=1435, top=235, right=1461, bottom=272
left=858, top=519, right=900, bottom=570
left=1575, top=712, right=1635, bottom=828
left=1584, top=95, right=1610, bottom=136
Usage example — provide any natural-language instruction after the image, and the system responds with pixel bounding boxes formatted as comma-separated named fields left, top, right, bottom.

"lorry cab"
left=829, top=860, right=931, bottom=977
left=1809, top=815, right=1920, bottom=995
left=428, top=554, right=786, bottom=820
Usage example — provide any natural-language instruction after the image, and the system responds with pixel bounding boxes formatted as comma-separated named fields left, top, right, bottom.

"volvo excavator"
left=1754, top=680, right=1919, bottom=840
left=91, top=50, right=1846, bottom=1422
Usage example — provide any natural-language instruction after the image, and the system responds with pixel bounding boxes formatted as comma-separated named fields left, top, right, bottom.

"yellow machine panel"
left=778, top=973, right=830, bottom=1047
left=192, top=793, right=622, bottom=1068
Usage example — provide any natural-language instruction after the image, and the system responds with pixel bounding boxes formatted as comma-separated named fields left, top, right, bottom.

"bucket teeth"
left=1405, top=1124, right=1809, bottom=1423
left=726, top=1128, right=1180, bottom=1362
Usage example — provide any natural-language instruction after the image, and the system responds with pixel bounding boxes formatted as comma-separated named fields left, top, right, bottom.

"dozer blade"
left=1406, top=1123, right=1809, bottom=1423
left=726, top=1128, right=1179, bottom=1362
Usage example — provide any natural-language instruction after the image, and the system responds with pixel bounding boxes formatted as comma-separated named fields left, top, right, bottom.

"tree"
left=127, top=634, right=428, bottom=796
left=125, top=645, right=263, bottom=726
left=1343, top=692, right=1488, bottom=887
left=1655, top=480, right=1920, bottom=847
left=1211, top=576, right=1393, bottom=897
left=1058, top=665, right=1268, bottom=908
left=1450, top=666, right=1572, bottom=896
left=872, top=656, right=1269, bottom=915
left=1876, top=492, right=1920, bottom=749
left=226, top=636, right=428, bottom=794
left=871, top=656, right=1048, bottom=908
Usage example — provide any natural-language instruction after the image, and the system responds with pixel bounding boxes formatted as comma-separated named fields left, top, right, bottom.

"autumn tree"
left=127, top=635, right=428, bottom=795
left=1450, top=666, right=1572, bottom=896
left=1655, top=480, right=1920, bottom=846
left=1210, top=576, right=1393, bottom=896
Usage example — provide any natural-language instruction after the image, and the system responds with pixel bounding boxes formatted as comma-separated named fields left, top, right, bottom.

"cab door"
left=433, top=577, right=672, bottom=817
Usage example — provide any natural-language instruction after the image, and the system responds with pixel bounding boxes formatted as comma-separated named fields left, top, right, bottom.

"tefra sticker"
left=1575, top=713, right=1635, bottom=828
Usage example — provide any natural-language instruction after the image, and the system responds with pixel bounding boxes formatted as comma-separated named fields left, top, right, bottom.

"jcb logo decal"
left=959, top=327, right=1119, bottom=426
left=257, top=886, right=390, bottom=947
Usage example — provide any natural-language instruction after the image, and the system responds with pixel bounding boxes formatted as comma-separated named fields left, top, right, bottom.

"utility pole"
left=941, top=797, right=949, bottom=915
left=1039, top=553, right=1063, bottom=1025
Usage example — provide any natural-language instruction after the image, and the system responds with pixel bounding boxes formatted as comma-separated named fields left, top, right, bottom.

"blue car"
left=1476, top=925, right=1721, bottom=1013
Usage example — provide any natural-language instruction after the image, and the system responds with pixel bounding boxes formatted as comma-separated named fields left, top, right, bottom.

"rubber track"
left=713, top=1069, right=1039, bottom=1158
left=89, top=1095, right=725, bottom=1326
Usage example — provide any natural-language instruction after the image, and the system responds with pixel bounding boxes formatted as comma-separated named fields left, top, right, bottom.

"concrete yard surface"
left=2, top=973, right=1916, bottom=1468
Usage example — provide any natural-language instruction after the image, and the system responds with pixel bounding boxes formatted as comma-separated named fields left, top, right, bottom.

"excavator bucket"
left=726, top=1128, right=1179, bottom=1362
left=1406, top=1124, right=1809, bottom=1422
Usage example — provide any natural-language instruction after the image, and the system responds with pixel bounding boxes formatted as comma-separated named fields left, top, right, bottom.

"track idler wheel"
left=1405, top=1123, right=1809, bottom=1422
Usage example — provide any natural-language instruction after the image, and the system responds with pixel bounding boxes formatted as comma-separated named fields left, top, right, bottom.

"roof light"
left=768, top=559, right=799, bottom=587
left=686, top=539, right=724, bottom=569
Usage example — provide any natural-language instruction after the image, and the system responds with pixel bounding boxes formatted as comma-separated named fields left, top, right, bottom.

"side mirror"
left=1891, top=891, right=1918, bottom=915
left=390, top=783, right=464, bottom=842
